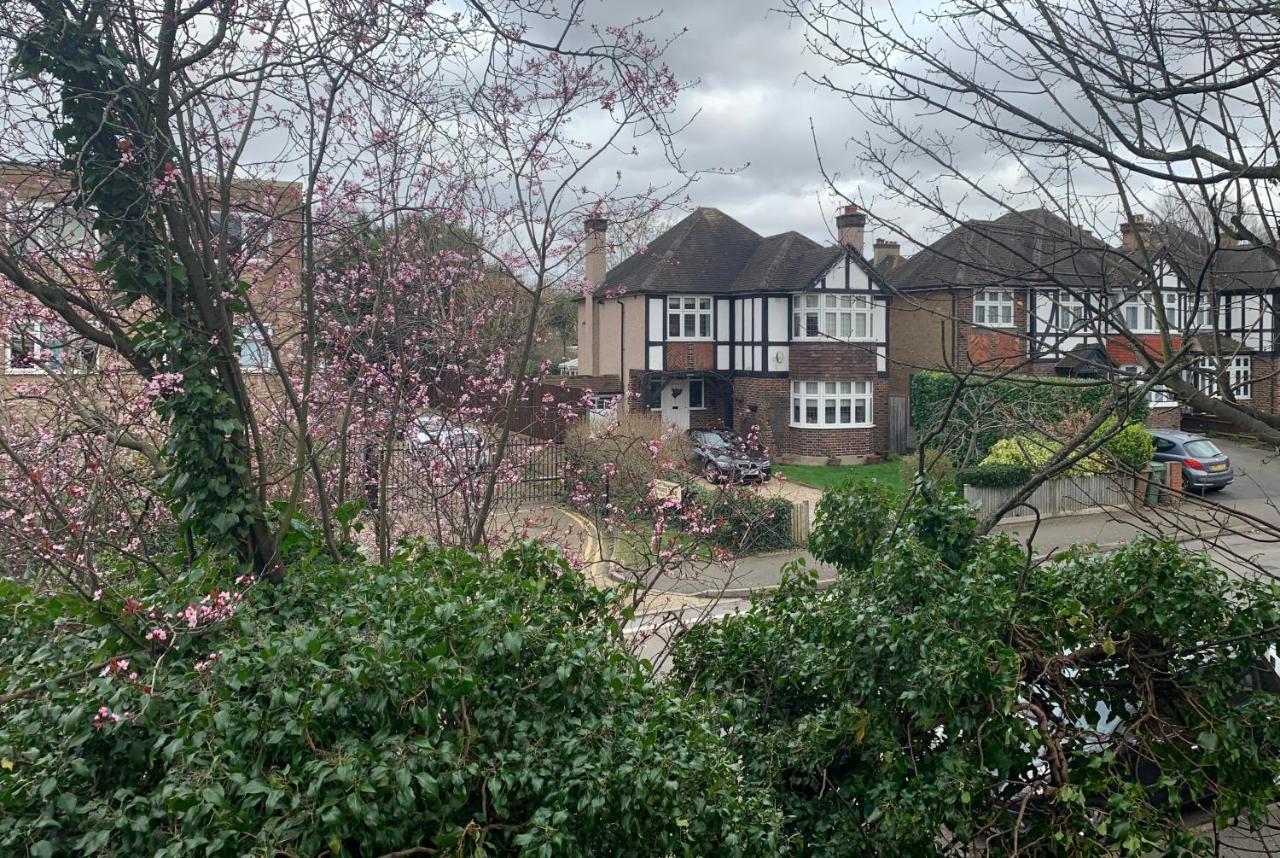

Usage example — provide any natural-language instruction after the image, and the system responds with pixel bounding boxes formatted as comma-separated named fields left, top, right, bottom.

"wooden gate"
left=888, top=395, right=909, bottom=454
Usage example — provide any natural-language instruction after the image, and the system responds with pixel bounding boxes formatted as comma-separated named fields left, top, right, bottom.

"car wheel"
left=703, top=463, right=722, bottom=483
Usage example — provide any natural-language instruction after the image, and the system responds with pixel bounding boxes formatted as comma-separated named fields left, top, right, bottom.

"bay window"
left=792, top=293, right=875, bottom=341
left=1116, top=291, right=1180, bottom=333
left=790, top=380, right=873, bottom=428
left=667, top=296, right=712, bottom=340
left=973, top=289, right=1014, bottom=327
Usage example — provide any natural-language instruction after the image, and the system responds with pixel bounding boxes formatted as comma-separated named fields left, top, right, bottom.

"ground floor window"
left=687, top=378, right=705, bottom=409
left=1185, top=355, right=1252, bottom=401
left=1120, top=365, right=1177, bottom=407
left=790, top=380, right=872, bottom=428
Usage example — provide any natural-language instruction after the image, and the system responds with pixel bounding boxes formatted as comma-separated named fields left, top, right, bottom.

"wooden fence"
left=963, top=474, right=1134, bottom=520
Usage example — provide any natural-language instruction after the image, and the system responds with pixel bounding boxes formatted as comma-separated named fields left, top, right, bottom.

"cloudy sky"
left=584, top=0, right=881, bottom=246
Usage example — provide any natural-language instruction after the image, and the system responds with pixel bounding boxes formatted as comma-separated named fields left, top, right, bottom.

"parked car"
left=1150, top=430, right=1233, bottom=492
left=687, top=429, right=771, bottom=483
left=412, top=414, right=492, bottom=474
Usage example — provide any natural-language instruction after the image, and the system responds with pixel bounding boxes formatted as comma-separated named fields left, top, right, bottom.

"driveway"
left=1201, top=438, right=1280, bottom=522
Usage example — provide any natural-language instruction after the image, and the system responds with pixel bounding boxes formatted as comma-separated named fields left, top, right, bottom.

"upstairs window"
left=211, top=211, right=274, bottom=260
left=792, top=293, right=876, bottom=341
left=1116, top=291, right=1179, bottom=333
left=1055, top=293, right=1086, bottom=330
left=973, top=289, right=1014, bottom=327
left=667, top=296, right=711, bottom=340
left=238, top=324, right=273, bottom=373
left=5, top=319, right=98, bottom=374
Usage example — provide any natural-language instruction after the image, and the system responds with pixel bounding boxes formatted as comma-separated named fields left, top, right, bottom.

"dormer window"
left=667, top=296, right=711, bottom=340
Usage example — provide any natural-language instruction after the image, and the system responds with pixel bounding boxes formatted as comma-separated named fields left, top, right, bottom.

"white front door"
left=660, top=381, right=691, bottom=430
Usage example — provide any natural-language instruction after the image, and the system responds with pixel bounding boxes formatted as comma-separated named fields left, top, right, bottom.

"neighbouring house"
left=1, top=163, right=303, bottom=396
left=576, top=206, right=893, bottom=463
left=881, top=208, right=1279, bottom=430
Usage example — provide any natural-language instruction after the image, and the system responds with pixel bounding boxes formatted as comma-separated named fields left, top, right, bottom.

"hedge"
left=910, top=371, right=1151, bottom=462
left=683, top=482, right=795, bottom=553
left=954, top=463, right=1033, bottom=488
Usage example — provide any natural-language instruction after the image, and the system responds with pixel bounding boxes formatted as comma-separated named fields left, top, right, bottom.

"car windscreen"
left=697, top=433, right=731, bottom=448
left=1185, top=439, right=1223, bottom=458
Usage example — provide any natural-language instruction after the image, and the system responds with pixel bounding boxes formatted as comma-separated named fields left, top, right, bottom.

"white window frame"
left=1185, top=355, right=1252, bottom=401
left=5, top=319, right=98, bottom=375
left=238, top=323, right=274, bottom=373
left=791, top=293, right=876, bottom=342
left=1120, top=365, right=1177, bottom=408
left=972, top=289, right=1015, bottom=328
left=1116, top=291, right=1179, bottom=334
left=790, top=380, right=873, bottom=428
left=666, top=296, right=712, bottom=341
left=1230, top=356, right=1252, bottom=401
left=1055, top=293, right=1086, bottom=331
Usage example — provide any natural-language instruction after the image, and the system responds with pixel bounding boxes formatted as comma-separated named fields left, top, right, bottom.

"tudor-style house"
left=576, top=206, right=892, bottom=462
left=882, top=208, right=1279, bottom=429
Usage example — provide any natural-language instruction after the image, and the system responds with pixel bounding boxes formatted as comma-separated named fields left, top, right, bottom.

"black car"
left=1150, top=430, right=1233, bottom=492
left=687, top=429, right=772, bottom=483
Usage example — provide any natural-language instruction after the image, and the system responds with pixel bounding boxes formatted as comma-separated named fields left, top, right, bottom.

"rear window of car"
left=1185, top=440, right=1222, bottom=458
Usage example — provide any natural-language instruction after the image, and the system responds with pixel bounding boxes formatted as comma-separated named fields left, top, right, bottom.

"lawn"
left=776, top=459, right=904, bottom=492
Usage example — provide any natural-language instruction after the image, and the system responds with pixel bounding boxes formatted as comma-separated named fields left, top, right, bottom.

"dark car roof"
left=1150, top=429, right=1207, bottom=443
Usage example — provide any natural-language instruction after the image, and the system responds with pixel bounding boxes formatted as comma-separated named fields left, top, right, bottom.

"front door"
left=660, top=381, right=691, bottom=430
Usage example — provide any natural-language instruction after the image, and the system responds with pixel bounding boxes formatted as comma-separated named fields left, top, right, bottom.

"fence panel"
left=964, top=474, right=1134, bottom=519
left=789, top=499, right=811, bottom=546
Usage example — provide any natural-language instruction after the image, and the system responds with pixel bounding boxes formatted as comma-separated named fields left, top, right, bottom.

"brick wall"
left=1252, top=355, right=1277, bottom=417
left=1145, top=406, right=1184, bottom=430
left=956, top=289, right=1031, bottom=372
left=664, top=341, right=714, bottom=371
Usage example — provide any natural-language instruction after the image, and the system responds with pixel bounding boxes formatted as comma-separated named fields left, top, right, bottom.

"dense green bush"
left=684, top=482, right=794, bottom=553
left=1104, top=421, right=1157, bottom=471
left=897, top=449, right=956, bottom=488
left=676, top=483, right=1280, bottom=856
left=809, top=479, right=977, bottom=572
left=954, top=462, right=1033, bottom=488
left=911, top=371, right=1150, bottom=463
left=982, top=433, right=1110, bottom=476
left=0, top=545, right=781, bottom=857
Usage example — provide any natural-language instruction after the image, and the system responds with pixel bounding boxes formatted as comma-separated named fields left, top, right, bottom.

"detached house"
left=576, top=206, right=893, bottom=462
left=882, top=208, right=1279, bottom=428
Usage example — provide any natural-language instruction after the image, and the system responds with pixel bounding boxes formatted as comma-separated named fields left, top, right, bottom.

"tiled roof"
left=885, top=208, right=1112, bottom=293
left=599, top=208, right=845, bottom=296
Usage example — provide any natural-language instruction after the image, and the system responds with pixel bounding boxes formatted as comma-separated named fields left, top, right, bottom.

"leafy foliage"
left=677, top=484, right=1280, bottom=856
left=911, top=371, right=1150, bottom=464
left=1105, top=421, right=1157, bottom=471
left=0, top=545, right=780, bottom=857
left=683, top=482, right=795, bottom=553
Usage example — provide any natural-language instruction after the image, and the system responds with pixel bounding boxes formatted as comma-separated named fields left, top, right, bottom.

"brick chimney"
left=872, top=238, right=900, bottom=266
left=1119, top=213, right=1155, bottom=252
left=836, top=204, right=867, bottom=255
left=580, top=216, right=608, bottom=375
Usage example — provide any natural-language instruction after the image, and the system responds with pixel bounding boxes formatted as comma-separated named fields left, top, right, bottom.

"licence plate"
left=1210, top=464, right=1227, bottom=472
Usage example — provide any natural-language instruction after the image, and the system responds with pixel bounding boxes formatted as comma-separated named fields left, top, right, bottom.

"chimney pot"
left=872, top=238, right=901, bottom=266
left=835, top=205, right=868, bottom=255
